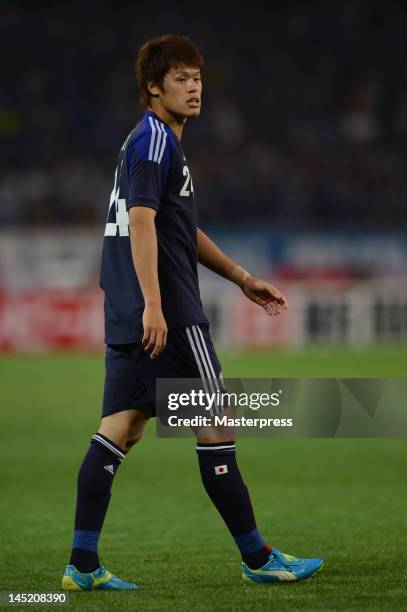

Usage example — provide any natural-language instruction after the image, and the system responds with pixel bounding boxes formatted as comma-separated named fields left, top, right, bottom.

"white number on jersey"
left=104, top=166, right=129, bottom=237
left=180, top=165, right=194, bottom=197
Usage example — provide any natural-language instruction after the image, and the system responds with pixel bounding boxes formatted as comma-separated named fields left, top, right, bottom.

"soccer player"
left=62, top=34, right=323, bottom=591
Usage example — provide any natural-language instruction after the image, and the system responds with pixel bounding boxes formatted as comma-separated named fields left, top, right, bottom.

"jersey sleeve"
left=127, top=120, right=171, bottom=211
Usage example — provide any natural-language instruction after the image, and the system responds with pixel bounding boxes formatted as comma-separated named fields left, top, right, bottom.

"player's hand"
left=241, top=276, right=288, bottom=316
left=142, top=304, right=168, bottom=359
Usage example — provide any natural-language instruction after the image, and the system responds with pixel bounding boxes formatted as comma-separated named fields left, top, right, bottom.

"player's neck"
left=147, top=105, right=186, bottom=140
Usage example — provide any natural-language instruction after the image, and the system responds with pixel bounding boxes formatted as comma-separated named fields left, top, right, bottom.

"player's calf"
left=194, top=427, right=324, bottom=582
left=69, top=433, right=126, bottom=573
left=195, top=439, right=272, bottom=570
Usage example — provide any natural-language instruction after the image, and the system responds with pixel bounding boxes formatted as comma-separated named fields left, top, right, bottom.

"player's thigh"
left=193, top=404, right=237, bottom=444
left=133, top=323, right=223, bottom=416
left=177, top=323, right=234, bottom=442
left=101, top=325, right=223, bottom=425
left=101, top=343, right=154, bottom=442
left=185, top=325, right=238, bottom=442
left=182, top=323, right=223, bottom=381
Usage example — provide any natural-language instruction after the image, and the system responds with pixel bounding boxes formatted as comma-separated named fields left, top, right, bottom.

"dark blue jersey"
left=100, top=111, right=208, bottom=344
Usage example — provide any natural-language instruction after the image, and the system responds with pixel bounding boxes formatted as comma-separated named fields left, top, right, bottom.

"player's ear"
left=147, top=81, right=160, bottom=98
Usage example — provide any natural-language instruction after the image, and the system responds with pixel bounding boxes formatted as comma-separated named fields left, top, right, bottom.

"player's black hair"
left=136, top=34, right=204, bottom=108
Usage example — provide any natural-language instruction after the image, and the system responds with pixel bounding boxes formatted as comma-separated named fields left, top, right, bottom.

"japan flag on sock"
left=214, top=464, right=228, bottom=475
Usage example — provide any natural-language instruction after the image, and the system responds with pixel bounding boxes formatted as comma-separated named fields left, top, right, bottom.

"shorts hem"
left=102, top=403, right=155, bottom=418
left=104, top=320, right=210, bottom=346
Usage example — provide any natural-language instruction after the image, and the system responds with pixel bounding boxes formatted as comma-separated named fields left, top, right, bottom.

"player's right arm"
left=126, top=120, right=171, bottom=358
left=129, top=207, right=167, bottom=359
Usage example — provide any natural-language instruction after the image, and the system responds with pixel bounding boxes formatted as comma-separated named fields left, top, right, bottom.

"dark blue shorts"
left=102, top=323, right=222, bottom=417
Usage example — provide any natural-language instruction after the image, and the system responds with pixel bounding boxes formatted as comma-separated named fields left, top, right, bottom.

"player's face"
left=158, top=66, right=202, bottom=118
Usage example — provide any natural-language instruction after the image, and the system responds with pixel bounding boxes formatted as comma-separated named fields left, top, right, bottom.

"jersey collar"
left=145, top=110, right=181, bottom=143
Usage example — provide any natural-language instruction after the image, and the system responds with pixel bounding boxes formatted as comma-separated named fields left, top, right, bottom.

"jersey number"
left=104, top=166, right=129, bottom=237
left=180, top=165, right=194, bottom=197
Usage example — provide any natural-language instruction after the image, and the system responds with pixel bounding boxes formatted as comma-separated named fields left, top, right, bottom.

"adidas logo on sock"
left=104, top=464, right=115, bottom=475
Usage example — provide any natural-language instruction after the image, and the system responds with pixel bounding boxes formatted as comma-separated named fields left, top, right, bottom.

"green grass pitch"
left=1, top=347, right=406, bottom=611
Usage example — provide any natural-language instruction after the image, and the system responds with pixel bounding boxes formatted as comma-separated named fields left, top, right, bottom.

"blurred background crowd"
left=2, top=0, right=407, bottom=228
left=1, top=1, right=407, bottom=351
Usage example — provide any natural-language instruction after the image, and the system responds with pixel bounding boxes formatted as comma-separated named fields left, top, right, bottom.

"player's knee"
left=124, top=413, right=150, bottom=449
left=195, top=427, right=237, bottom=445
left=99, top=407, right=151, bottom=451
left=125, top=428, right=145, bottom=450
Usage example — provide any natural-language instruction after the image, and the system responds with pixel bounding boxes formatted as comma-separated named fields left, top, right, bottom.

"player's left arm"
left=197, top=228, right=288, bottom=316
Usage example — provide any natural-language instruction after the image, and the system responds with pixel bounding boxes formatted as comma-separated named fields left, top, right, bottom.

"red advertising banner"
left=0, top=289, right=104, bottom=351
left=1, top=281, right=406, bottom=352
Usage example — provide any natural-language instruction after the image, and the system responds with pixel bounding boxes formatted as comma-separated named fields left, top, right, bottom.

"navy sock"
left=69, top=433, right=126, bottom=573
left=196, top=442, right=271, bottom=569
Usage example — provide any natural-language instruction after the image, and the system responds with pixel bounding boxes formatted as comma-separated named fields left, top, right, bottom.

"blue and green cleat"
left=62, top=564, right=138, bottom=591
left=242, top=548, right=324, bottom=584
